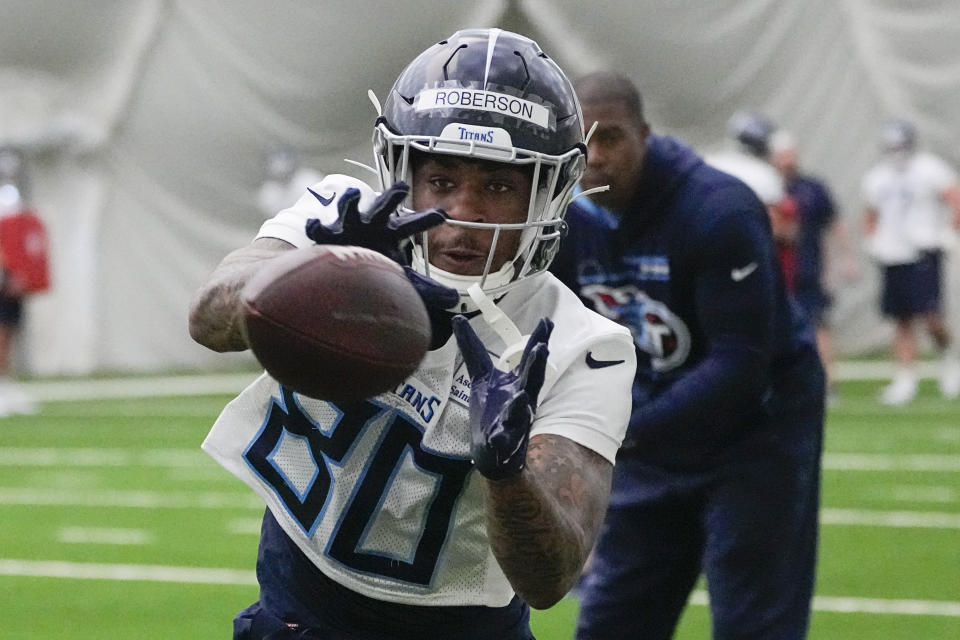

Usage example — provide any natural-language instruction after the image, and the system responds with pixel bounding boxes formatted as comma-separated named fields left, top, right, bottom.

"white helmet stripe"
left=483, top=28, right=501, bottom=89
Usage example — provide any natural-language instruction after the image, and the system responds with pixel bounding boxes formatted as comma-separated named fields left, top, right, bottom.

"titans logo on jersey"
left=395, top=379, right=443, bottom=423
left=581, top=283, right=691, bottom=372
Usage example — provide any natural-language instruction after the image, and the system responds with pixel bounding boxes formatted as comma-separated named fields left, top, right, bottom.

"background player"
left=189, top=29, right=636, bottom=640
left=862, top=118, right=960, bottom=404
left=0, top=146, right=46, bottom=416
left=551, top=71, right=825, bottom=640
left=705, top=111, right=799, bottom=282
left=770, top=128, right=857, bottom=399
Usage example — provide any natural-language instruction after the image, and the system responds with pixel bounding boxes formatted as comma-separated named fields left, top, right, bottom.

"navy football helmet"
left=880, top=118, right=916, bottom=153
left=373, top=28, right=586, bottom=307
left=727, top=110, right=775, bottom=157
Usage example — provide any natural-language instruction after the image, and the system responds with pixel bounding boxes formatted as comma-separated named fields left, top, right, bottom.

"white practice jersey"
left=203, top=174, right=637, bottom=608
left=704, top=149, right=785, bottom=206
left=862, top=151, right=959, bottom=264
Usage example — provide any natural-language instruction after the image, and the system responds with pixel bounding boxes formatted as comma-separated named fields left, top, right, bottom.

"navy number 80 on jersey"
left=243, top=385, right=473, bottom=586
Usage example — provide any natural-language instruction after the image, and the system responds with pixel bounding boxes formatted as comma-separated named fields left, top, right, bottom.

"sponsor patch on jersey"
left=449, top=361, right=472, bottom=409
left=416, top=88, right=550, bottom=128
left=623, top=254, right=670, bottom=281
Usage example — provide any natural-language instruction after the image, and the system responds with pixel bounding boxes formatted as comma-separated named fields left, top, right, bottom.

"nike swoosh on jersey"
left=308, top=187, right=335, bottom=207
left=730, top=262, right=758, bottom=281
left=585, top=351, right=625, bottom=369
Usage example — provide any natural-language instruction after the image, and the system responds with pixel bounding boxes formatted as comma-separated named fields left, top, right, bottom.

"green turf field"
left=1, top=376, right=957, bottom=638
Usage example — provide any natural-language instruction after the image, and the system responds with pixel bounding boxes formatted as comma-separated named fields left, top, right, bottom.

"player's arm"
left=188, top=237, right=295, bottom=352
left=483, top=434, right=611, bottom=609
left=827, top=216, right=860, bottom=281
left=190, top=181, right=447, bottom=353
left=942, top=183, right=960, bottom=229
left=863, top=206, right=878, bottom=236
left=452, top=317, right=618, bottom=608
left=768, top=195, right=799, bottom=244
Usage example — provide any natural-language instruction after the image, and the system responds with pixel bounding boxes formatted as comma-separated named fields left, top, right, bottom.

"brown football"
left=240, top=245, right=430, bottom=402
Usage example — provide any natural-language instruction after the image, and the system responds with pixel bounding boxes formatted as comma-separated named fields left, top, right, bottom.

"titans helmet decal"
left=582, top=284, right=691, bottom=372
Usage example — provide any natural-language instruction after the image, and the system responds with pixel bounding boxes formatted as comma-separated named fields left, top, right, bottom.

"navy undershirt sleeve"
left=626, top=193, right=777, bottom=446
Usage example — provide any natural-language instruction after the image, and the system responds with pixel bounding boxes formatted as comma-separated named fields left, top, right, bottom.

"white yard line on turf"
left=1, top=558, right=957, bottom=617
left=0, top=448, right=203, bottom=467
left=3, top=448, right=959, bottom=472
left=3, top=487, right=959, bottom=528
left=0, top=559, right=255, bottom=585
left=0, top=487, right=261, bottom=509
left=9, top=360, right=948, bottom=404
left=19, top=373, right=259, bottom=402
left=823, top=453, right=960, bottom=472
left=226, top=517, right=265, bottom=535
left=820, top=508, right=960, bottom=529
left=57, top=527, right=153, bottom=545
left=687, top=590, right=960, bottom=617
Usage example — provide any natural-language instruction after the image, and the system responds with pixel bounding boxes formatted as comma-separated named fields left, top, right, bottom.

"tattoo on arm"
left=482, top=434, right=612, bottom=609
left=188, top=237, right=294, bottom=352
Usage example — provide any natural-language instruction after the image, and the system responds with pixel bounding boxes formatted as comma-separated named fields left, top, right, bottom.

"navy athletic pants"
left=577, top=350, right=825, bottom=640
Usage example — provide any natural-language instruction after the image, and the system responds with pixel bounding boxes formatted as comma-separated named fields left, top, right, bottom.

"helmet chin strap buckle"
left=467, top=283, right=528, bottom=371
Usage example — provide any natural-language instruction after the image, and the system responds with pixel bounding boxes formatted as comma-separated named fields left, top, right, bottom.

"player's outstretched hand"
left=452, top=315, right=553, bottom=480
left=304, top=182, right=446, bottom=264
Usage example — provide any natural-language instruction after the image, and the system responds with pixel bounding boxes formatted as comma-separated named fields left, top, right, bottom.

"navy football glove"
left=404, top=267, right=460, bottom=348
left=452, top=315, right=553, bottom=480
left=403, top=267, right=459, bottom=311
left=304, top=182, right=446, bottom=265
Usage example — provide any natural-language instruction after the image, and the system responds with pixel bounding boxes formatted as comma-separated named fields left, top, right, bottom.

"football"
left=240, top=244, right=431, bottom=403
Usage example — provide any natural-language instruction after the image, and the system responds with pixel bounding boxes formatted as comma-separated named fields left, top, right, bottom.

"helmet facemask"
left=374, top=122, right=583, bottom=310
left=370, top=28, right=586, bottom=312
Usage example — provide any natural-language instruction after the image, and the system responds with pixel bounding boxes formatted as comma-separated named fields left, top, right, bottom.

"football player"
left=862, top=118, right=960, bottom=404
left=189, top=29, right=636, bottom=640
left=705, top=111, right=800, bottom=286
left=549, top=72, right=825, bottom=640
left=770, top=128, right=856, bottom=400
left=0, top=146, right=43, bottom=416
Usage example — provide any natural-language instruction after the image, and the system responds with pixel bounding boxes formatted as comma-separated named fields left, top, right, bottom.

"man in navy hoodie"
left=552, top=72, right=825, bottom=640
